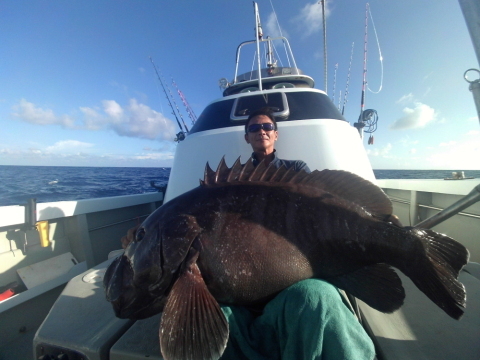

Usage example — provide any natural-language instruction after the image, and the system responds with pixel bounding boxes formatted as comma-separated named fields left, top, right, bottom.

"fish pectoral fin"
left=160, top=261, right=229, bottom=360
left=328, top=264, right=405, bottom=313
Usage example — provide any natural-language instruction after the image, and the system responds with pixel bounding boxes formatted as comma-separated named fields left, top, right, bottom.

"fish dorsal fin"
left=238, top=157, right=255, bottom=181
left=201, top=162, right=216, bottom=186
left=215, top=156, right=230, bottom=183
left=306, top=169, right=392, bottom=217
left=201, top=157, right=392, bottom=217
left=226, top=157, right=243, bottom=182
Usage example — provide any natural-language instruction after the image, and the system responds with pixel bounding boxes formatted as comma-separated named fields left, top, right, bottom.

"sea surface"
left=0, top=166, right=479, bottom=207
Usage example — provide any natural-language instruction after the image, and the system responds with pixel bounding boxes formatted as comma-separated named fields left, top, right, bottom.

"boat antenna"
left=254, top=2, right=264, bottom=92
left=171, top=77, right=197, bottom=125
left=319, top=0, right=328, bottom=93
left=149, top=57, right=188, bottom=142
left=341, top=42, right=354, bottom=115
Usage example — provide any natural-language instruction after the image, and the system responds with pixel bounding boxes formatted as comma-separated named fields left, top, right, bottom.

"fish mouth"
left=104, top=255, right=166, bottom=319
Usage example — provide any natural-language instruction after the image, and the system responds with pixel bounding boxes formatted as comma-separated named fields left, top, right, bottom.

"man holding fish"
left=110, top=107, right=467, bottom=360
left=217, top=107, right=375, bottom=359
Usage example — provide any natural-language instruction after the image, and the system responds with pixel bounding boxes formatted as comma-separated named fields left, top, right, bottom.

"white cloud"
left=132, top=152, right=174, bottom=161
left=80, top=106, right=106, bottom=131
left=294, top=1, right=330, bottom=36
left=426, top=137, right=480, bottom=169
left=107, top=99, right=176, bottom=141
left=409, top=148, right=417, bottom=154
left=265, top=12, right=288, bottom=39
left=467, top=130, right=480, bottom=136
left=12, top=99, right=75, bottom=128
left=366, top=143, right=392, bottom=157
left=12, top=98, right=177, bottom=142
left=439, top=140, right=456, bottom=147
left=396, top=93, right=415, bottom=104
left=389, top=102, right=437, bottom=130
left=422, top=71, right=434, bottom=82
left=45, top=140, right=94, bottom=154
left=103, top=100, right=124, bottom=122
left=398, top=135, right=419, bottom=147
left=143, top=142, right=176, bottom=152
left=0, top=143, right=175, bottom=167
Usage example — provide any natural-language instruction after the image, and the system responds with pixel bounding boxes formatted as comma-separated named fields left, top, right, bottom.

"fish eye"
left=135, top=227, right=146, bottom=242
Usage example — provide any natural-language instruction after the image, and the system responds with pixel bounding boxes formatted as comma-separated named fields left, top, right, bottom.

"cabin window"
left=230, top=92, right=288, bottom=121
left=189, top=91, right=346, bottom=135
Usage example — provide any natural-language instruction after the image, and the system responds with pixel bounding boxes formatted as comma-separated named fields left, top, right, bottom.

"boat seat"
left=358, top=267, right=480, bottom=360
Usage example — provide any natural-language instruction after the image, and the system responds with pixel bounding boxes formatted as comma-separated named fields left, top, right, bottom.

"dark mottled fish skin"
left=104, top=157, right=469, bottom=360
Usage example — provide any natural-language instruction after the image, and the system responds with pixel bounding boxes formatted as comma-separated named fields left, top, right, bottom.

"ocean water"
left=0, top=166, right=479, bottom=207
left=0, top=166, right=170, bottom=206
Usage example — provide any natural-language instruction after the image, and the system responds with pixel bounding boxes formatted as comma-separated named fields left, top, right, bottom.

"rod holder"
left=25, top=198, right=37, bottom=231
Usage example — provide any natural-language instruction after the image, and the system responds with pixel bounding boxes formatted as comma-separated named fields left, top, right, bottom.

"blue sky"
left=1, top=0, right=478, bottom=169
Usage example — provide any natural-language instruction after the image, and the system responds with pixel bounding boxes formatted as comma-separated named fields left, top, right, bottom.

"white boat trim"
left=0, top=192, right=164, bottom=228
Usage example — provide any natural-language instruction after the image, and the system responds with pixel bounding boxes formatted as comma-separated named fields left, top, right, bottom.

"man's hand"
left=121, top=224, right=140, bottom=249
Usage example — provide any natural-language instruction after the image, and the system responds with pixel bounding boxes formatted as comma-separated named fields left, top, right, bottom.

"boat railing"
left=233, top=36, right=299, bottom=85
left=378, top=179, right=480, bottom=263
left=415, top=183, right=480, bottom=229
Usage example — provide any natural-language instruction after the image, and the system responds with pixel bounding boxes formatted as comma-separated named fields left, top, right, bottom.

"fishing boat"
left=1, top=1, right=479, bottom=359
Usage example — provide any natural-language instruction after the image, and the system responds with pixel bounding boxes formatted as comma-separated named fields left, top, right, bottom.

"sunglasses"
left=247, top=123, right=276, bottom=133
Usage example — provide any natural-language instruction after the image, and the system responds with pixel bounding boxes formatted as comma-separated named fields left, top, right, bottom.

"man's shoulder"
left=274, top=158, right=311, bottom=173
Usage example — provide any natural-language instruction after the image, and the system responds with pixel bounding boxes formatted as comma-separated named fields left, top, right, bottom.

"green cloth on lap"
left=220, top=279, right=375, bottom=360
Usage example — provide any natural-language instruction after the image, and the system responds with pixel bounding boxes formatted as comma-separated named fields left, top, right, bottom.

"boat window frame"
left=230, top=92, right=289, bottom=121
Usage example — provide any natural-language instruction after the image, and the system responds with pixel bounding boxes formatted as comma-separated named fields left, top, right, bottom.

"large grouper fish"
left=104, top=157, right=469, bottom=360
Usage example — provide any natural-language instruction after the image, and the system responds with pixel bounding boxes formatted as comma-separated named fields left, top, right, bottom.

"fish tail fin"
left=405, top=227, right=469, bottom=319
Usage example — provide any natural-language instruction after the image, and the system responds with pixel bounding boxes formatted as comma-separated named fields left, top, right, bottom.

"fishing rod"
left=172, top=78, right=197, bottom=125
left=354, top=3, right=379, bottom=145
left=357, top=3, right=369, bottom=137
left=149, top=56, right=188, bottom=142
left=164, top=76, right=190, bottom=133
left=320, top=0, right=328, bottom=93
left=341, top=42, right=354, bottom=115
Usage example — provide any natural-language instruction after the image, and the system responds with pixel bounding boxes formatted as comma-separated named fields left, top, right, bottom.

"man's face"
left=244, top=115, right=278, bottom=154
